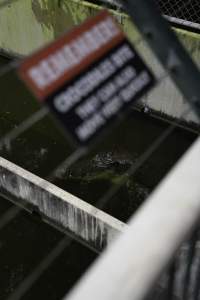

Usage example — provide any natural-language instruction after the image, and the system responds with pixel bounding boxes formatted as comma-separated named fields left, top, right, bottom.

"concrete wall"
left=0, top=0, right=200, bottom=125
left=0, top=156, right=125, bottom=252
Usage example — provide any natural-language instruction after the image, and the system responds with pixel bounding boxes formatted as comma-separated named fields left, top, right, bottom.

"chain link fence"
left=87, top=0, right=200, bottom=27
left=156, top=0, right=200, bottom=25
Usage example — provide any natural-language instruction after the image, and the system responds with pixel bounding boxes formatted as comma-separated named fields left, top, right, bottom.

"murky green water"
left=0, top=195, right=97, bottom=300
left=0, top=56, right=99, bottom=300
left=0, top=53, right=198, bottom=299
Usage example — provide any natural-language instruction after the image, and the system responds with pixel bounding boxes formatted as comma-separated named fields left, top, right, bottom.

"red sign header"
left=18, top=10, right=125, bottom=100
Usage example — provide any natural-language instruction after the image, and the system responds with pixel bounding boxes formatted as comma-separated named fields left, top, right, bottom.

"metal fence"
left=156, top=0, right=200, bottom=25
left=87, top=0, right=200, bottom=29
left=0, top=0, right=200, bottom=300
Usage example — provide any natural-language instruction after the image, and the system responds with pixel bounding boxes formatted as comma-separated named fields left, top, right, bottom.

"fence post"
left=122, top=0, right=200, bottom=118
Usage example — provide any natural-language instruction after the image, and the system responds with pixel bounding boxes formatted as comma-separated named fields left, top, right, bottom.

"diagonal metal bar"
left=6, top=237, right=71, bottom=300
left=122, top=0, right=200, bottom=119
left=0, top=107, right=48, bottom=150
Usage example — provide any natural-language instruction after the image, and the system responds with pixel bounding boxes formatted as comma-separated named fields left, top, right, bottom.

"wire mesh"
left=85, top=0, right=200, bottom=29
left=156, top=0, right=200, bottom=25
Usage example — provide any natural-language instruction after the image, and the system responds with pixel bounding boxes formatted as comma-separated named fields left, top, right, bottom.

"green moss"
left=1, top=0, right=199, bottom=65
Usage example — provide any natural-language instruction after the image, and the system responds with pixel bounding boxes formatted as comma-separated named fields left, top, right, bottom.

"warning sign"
left=19, top=10, right=156, bottom=146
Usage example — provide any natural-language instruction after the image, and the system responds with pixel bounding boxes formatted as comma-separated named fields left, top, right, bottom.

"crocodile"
left=54, top=151, right=150, bottom=222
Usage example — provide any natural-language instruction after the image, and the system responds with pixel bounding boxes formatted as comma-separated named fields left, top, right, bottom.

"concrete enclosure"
left=0, top=0, right=200, bottom=125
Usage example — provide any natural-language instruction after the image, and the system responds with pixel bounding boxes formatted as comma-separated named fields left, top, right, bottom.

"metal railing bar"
left=62, top=136, right=200, bottom=300
left=0, top=107, right=48, bottom=151
left=2, top=106, right=194, bottom=300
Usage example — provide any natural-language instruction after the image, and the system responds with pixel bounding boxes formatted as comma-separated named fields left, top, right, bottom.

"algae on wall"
left=0, top=0, right=199, bottom=59
left=0, top=0, right=92, bottom=55
left=0, top=0, right=200, bottom=125
left=0, top=0, right=96, bottom=55
left=0, top=0, right=140, bottom=55
left=0, top=0, right=53, bottom=55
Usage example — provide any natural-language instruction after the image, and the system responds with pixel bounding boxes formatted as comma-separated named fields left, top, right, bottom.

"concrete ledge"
left=0, top=156, right=125, bottom=251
